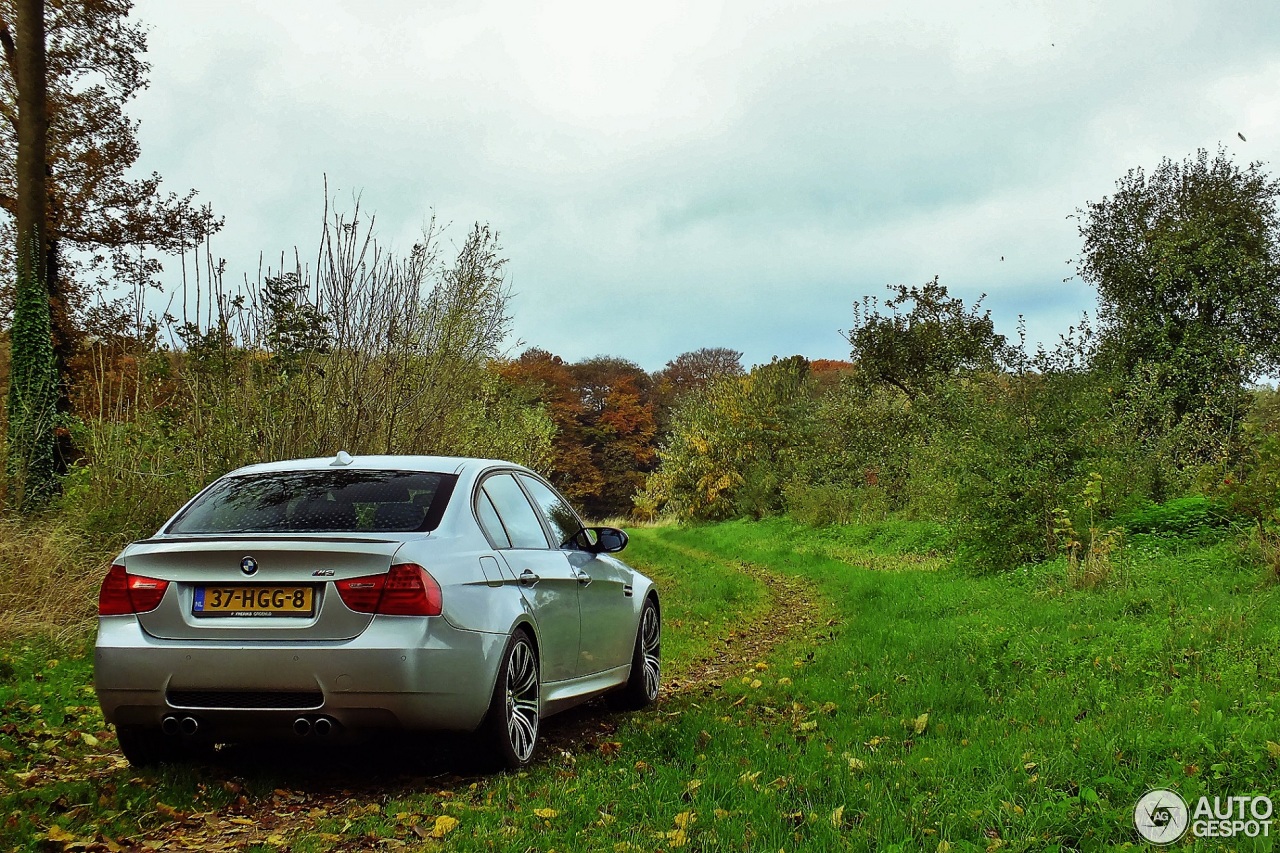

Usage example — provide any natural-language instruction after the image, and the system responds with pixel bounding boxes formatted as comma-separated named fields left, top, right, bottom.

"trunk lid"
left=123, top=534, right=413, bottom=641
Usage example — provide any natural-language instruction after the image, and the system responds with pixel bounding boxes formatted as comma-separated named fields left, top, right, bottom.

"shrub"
left=1113, top=495, right=1232, bottom=538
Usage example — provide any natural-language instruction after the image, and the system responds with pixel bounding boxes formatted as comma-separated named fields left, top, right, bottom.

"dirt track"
left=126, top=553, right=829, bottom=851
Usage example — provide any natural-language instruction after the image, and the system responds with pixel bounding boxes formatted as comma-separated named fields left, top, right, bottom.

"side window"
left=519, top=475, right=584, bottom=549
left=481, top=474, right=551, bottom=549
left=475, top=490, right=511, bottom=549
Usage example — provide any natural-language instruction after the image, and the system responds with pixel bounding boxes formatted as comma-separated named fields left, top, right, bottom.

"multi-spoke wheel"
left=607, top=597, right=661, bottom=711
left=480, top=629, right=540, bottom=769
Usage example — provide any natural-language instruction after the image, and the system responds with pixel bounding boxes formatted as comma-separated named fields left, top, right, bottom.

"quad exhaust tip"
left=293, top=715, right=336, bottom=737
left=162, top=715, right=200, bottom=736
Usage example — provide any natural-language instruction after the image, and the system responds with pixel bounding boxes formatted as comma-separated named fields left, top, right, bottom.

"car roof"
left=221, top=454, right=532, bottom=479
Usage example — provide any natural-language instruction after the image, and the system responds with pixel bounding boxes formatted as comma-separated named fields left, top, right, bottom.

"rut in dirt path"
left=131, top=540, right=836, bottom=851
left=648, top=541, right=836, bottom=699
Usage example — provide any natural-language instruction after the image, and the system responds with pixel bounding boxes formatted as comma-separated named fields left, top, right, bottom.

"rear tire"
left=607, top=598, right=661, bottom=711
left=478, top=629, right=540, bottom=770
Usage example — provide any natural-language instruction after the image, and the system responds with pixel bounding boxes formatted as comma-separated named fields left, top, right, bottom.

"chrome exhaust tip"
left=293, top=716, right=312, bottom=736
left=313, top=717, right=333, bottom=737
left=179, top=716, right=199, bottom=736
left=161, top=715, right=180, bottom=736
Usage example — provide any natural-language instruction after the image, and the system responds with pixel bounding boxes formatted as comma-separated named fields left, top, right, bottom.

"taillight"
left=335, top=575, right=385, bottom=613
left=98, top=565, right=131, bottom=615
left=98, top=564, right=170, bottom=615
left=335, top=563, right=442, bottom=616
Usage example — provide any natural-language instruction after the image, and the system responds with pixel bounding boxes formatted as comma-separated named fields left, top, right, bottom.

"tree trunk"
left=5, top=0, right=56, bottom=508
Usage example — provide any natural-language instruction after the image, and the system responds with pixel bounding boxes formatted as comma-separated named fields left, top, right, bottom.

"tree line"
left=643, top=148, right=1280, bottom=574
left=2, top=2, right=1278, bottom=586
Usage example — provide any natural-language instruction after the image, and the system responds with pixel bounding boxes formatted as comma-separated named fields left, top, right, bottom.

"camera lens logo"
left=1135, top=789, right=1189, bottom=845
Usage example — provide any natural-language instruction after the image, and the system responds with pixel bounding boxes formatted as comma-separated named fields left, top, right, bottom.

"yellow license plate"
left=193, top=585, right=315, bottom=617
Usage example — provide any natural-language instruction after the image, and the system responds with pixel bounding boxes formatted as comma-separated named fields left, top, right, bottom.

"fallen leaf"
left=154, top=802, right=185, bottom=820
left=830, top=805, right=845, bottom=828
left=1268, top=741, right=1280, bottom=760
left=533, top=808, right=559, bottom=819
left=674, top=811, right=696, bottom=829
left=432, top=815, right=460, bottom=838
left=913, top=713, right=929, bottom=735
left=46, top=826, right=77, bottom=843
left=81, top=732, right=99, bottom=748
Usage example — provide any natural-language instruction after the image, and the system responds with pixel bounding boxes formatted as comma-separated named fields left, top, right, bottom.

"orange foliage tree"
left=496, top=350, right=658, bottom=519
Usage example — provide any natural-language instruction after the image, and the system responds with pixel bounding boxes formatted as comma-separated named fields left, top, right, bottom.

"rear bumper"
left=95, top=614, right=506, bottom=738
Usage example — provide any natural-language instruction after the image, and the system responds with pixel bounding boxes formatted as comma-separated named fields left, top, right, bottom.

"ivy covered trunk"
left=5, top=0, right=57, bottom=509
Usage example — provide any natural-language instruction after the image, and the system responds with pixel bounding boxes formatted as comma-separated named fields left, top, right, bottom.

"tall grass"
left=0, top=200, right=559, bottom=636
left=0, top=516, right=107, bottom=642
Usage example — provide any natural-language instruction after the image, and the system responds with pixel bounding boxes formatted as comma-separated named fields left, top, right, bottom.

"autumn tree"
left=0, top=0, right=220, bottom=378
left=639, top=356, right=814, bottom=521
left=653, top=347, right=744, bottom=397
left=4, top=0, right=55, bottom=506
left=495, top=348, right=600, bottom=501
left=569, top=356, right=656, bottom=519
left=652, top=347, right=744, bottom=436
left=497, top=351, right=659, bottom=518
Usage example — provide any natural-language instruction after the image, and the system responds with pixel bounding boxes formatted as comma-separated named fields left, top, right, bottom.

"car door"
left=476, top=473, right=581, bottom=684
left=516, top=474, right=634, bottom=677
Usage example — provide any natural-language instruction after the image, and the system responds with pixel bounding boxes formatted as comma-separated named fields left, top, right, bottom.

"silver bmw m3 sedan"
left=94, top=454, right=661, bottom=769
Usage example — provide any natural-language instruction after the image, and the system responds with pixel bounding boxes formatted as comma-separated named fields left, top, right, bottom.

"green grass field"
left=3, top=519, right=1279, bottom=851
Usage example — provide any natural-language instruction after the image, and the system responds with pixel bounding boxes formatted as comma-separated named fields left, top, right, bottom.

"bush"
left=1113, top=495, right=1232, bottom=538
left=783, top=481, right=889, bottom=526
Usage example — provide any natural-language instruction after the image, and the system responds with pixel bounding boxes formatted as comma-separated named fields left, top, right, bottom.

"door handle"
left=576, top=571, right=592, bottom=586
left=519, top=569, right=540, bottom=587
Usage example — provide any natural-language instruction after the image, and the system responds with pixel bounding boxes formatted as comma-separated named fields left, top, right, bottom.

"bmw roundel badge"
left=240, top=556, right=258, bottom=576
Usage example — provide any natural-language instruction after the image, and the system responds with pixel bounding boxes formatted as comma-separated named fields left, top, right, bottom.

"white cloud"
left=129, top=0, right=1280, bottom=369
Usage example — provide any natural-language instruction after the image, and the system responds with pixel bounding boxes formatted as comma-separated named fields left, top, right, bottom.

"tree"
left=4, top=0, right=57, bottom=507
left=497, top=351, right=660, bottom=518
left=639, top=356, right=814, bottom=521
left=261, top=272, right=330, bottom=364
left=495, top=348, right=600, bottom=501
left=846, top=277, right=1010, bottom=400
left=1079, top=148, right=1280, bottom=444
left=0, top=0, right=220, bottom=378
left=653, top=347, right=744, bottom=396
left=569, top=356, right=656, bottom=519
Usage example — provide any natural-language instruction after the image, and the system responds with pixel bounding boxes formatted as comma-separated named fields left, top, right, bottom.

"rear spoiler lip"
left=132, top=533, right=429, bottom=546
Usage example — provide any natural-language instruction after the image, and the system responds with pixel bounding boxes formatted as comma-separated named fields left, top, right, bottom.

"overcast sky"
left=130, top=0, right=1279, bottom=372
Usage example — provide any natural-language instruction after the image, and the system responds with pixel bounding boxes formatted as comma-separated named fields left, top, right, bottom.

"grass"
left=0, top=517, right=113, bottom=642
left=3, top=518, right=1279, bottom=851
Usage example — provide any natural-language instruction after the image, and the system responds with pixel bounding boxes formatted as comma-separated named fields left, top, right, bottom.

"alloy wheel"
left=505, top=638, right=539, bottom=763
left=641, top=605, right=661, bottom=700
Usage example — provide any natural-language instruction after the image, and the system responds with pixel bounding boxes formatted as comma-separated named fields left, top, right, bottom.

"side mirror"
left=574, top=526, right=628, bottom=554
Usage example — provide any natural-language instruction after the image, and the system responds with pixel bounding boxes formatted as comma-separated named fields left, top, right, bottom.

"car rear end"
left=94, top=461, right=505, bottom=747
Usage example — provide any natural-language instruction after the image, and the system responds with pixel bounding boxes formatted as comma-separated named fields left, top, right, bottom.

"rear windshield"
left=166, top=470, right=457, bottom=534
